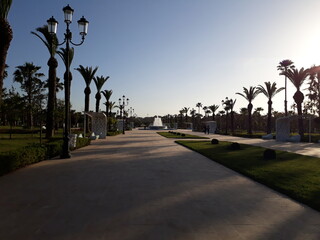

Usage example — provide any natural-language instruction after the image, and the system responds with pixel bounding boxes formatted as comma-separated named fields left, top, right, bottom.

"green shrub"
left=0, top=144, right=46, bottom=176
left=263, top=149, right=276, bottom=160
left=74, top=137, right=91, bottom=149
left=228, top=142, right=240, bottom=150
left=181, top=133, right=186, bottom=137
left=107, top=131, right=122, bottom=136
left=211, top=139, right=219, bottom=144
left=46, top=140, right=63, bottom=158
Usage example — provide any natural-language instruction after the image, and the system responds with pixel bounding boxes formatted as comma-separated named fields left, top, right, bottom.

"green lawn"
left=0, top=127, right=64, bottom=153
left=176, top=140, right=320, bottom=212
left=157, top=131, right=209, bottom=139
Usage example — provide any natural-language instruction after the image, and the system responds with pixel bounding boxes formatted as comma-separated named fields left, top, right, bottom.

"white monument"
left=205, top=121, right=217, bottom=133
left=85, top=112, right=107, bottom=139
left=276, top=115, right=299, bottom=142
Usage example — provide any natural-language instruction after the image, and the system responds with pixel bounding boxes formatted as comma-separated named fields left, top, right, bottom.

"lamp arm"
left=57, top=39, right=67, bottom=46
left=70, top=36, right=85, bottom=46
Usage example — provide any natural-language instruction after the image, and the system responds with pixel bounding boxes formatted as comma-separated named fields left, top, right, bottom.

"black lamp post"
left=118, top=95, right=129, bottom=134
left=47, top=5, right=89, bottom=159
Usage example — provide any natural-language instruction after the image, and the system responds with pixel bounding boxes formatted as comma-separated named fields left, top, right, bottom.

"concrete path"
left=179, top=129, right=320, bottom=158
left=0, top=130, right=319, bottom=240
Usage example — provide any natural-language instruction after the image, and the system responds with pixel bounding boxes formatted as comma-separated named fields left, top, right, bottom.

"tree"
left=277, top=59, right=295, bottom=116
left=182, top=107, right=190, bottom=122
left=239, top=107, right=248, bottom=130
left=2, top=88, right=24, bottom=138
left=0, top=0, right=13, bottom=105
left=282, top=67, right=310, bottom=137
left=13, top=62, right=45, bottom=129
left=257, top=81, right=284, bottom=133
left=222, top=98, right=236, bottom=134
left=101, top=89, right=113, bottom=117
left=208, top=104, right=219, bottom=121
left=57, top=47, right=74, bottom=135
left=32, top=25, right=59, bottom=138
left=196, top=102, right=202, bottom=114
left=236, top=86, right=260, bottom=134
left=306, top=65, right=320, bottom=117
left=75, top=65, right=98, bottom=131
left=93, top=75, right=109, bottom=112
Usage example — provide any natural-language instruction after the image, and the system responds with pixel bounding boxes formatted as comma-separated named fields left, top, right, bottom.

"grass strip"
left=157, top=131, right=209, bottom=139
left=176, top=140, right=320, bottom=212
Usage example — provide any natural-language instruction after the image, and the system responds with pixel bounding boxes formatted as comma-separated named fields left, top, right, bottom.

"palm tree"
left=101, top=89, right=113, bottom=116
left=257, top=82, right=284, bottom=134
left=182, top=107, right=189, bottom=122
left=196, top=102, right=202, bottom=114
left=57, top=47, right=74, bottom=96
left=228, top=99, right=236, bottom=133
left=208, top=104, right=219, bottom=121
left=13, top=62, right=45, bottom=129
left=32, top=25, right=59, bottom=138
left=93, top=75, right=109, bottom=112
left=222, top=98, right=231, bottom=134
left=277, top=59, right=295, bottom=116
left=75, top=65, right=98, bottom=131
left=108, top=101, right=116, bottom=117
left=0, top=0, right=13, bottom=105
left=190, top=108, right=196, bottom=128
left=282, top=67, right=310, bottom=137
left=75, top=65, right=98, bottom=113
left=236, top=86, right=260, bottom=134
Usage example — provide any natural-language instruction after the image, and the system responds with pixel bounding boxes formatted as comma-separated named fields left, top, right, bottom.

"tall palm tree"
left=257, top=81, right=284, bottom=134
left=236, top=86, right=260, bottom=134
left=93, top=75, right=109, bottom=112
left=196, top=102, right=202, bottom=114
left=108, top=101, right=116, bottom=117
left=75, top=65, right=98, bottom=113
left=228, top=99, right=236, bottom=133
left=13, top=62, right=45, bottom=129
left=182, top=107, right=189, bottom=122
left=0, top=0, right=13, bottom=105
left=101, top=89, right=113, bottom=116
left=190, top=108, right=196, bottom=128
left=208, top=104, right=219, bottom=121
left=57, top=47, right=74, bottom=97
left=277, top=59, right=295, bottom=116
left=32, top=25, right=58, bottom=138
left=222, top=98, right=231, bottom=134
left=282, top=67, right=310, bottom=137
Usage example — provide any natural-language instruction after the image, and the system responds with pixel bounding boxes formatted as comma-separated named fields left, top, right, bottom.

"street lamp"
left=47, top=5, right=89, bottom=159
left=118, top=95, right=129, bottom=134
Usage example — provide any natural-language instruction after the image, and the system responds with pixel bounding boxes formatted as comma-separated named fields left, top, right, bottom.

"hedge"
left=0, top=137, right=91, bottom=176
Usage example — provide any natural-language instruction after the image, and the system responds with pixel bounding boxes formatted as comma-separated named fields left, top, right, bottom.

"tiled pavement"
left=0, top=129, right=319, bottom=240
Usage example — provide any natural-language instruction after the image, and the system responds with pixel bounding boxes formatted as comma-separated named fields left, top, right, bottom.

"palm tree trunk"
left=84, top=87, right=91, bottom=132
left=46, top=57, right=58, bottom=138
left=267, top=100, right=272, bottom=134
left=95, top=93, right=100, bottom=112
left=248, top=103, right=253, bottom=134
left=294, top=90, right=304, bottom=138
left=0, top=18, right=13, bottom=107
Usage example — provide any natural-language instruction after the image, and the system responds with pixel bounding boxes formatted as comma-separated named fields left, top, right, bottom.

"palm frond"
left=0, top=0, right=12, bottom=19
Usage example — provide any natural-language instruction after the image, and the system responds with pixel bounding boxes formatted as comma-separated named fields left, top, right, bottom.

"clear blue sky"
left=5, top=0, right=320, bottom=117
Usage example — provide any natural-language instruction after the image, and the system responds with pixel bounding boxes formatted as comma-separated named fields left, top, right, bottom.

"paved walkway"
left=179, top=129, right=320, bottom=158
left=0, top=130, right=319, bottom=240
